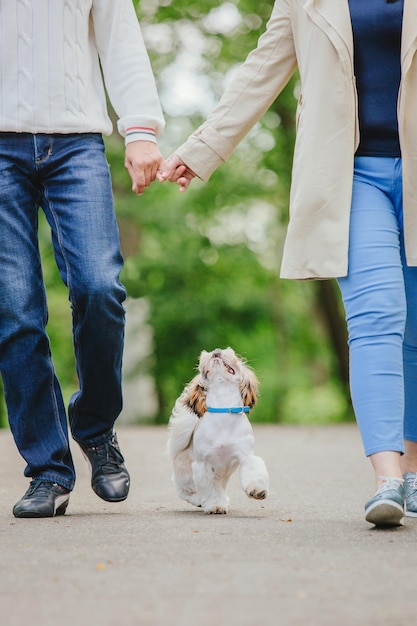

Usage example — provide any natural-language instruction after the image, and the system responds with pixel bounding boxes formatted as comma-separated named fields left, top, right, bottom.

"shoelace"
left=405, top=474, right=417, bottom=492
left=27, top=480, right=62, bottom=496
left=376, top=476, right=404, bottom=495
left=89, top=439, right=124, bottom=474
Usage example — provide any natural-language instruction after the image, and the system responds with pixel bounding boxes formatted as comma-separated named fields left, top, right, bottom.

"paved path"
left=0, top=424, right=415, bottom=626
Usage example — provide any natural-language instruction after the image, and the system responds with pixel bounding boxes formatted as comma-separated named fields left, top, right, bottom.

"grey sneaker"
left=364, top=477, right=405, bottom=527
left=403, top=472, right=417, bottom=517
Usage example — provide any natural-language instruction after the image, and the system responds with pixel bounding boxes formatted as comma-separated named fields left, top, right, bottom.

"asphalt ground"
left=0, top=424, right=415, bottom=626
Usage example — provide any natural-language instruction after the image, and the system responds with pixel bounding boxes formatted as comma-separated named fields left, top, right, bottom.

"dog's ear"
left=182, top=374, right=207, bottom=417
left=240, top=365, right=259, bottom=408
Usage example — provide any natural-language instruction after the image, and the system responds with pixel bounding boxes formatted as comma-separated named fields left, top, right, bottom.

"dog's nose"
left=213, top=349, right=222, bottom=357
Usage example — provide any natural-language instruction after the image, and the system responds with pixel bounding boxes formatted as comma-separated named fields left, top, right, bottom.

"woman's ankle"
left=369, top=450, right=402, bottom=488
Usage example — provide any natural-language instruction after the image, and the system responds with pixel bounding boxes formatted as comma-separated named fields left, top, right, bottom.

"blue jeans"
left=0, top=133, right=126, bottom=490
left=337, top=156, right=417, bottom=457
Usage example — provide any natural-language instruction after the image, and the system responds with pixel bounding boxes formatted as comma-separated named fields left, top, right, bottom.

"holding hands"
left=126, top=143, right=196, bottom=194
left=157, top=154, right=197, bottom=192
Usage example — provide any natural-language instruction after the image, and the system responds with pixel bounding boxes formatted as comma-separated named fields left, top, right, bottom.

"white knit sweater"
left=0, top=0, right=165, bottom=143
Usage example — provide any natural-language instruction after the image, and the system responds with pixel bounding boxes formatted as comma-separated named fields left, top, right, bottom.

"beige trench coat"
left=176, top=0, right=417, bottom=279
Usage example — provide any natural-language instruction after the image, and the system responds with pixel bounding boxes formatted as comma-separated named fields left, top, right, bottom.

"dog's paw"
left=245, top=484, right=269, bottom=500
left=207, top=506, right=228, bottom=515
left=202, top=497, right=230, bottom=514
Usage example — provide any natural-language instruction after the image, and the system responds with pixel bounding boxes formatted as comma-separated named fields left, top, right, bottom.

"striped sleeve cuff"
left=124, top=126, right=157, bottom=145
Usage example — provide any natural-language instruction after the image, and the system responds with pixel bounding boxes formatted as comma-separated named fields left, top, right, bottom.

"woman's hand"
left=157, top=154, right=196, bottom=192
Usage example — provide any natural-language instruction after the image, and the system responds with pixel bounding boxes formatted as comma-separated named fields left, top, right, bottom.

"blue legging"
left=337, top=156, right=417, bottom=456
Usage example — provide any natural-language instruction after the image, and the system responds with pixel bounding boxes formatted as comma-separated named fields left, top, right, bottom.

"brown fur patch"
left=182, top=375, right=207, bottom=417
left=240, top=365, right=259, bottom=408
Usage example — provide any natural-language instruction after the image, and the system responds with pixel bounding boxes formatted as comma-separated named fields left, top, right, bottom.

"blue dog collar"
left=207, top=406, right=250, bottom=414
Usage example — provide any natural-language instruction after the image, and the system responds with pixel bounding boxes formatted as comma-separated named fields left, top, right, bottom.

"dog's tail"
left=167, top=384, right=202, bottom=459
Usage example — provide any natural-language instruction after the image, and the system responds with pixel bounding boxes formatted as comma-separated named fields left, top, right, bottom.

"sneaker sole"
left=365, top=499, right=404, bottom=527
left=55, top=495, right=70, bottom=515
left=405, top=507, right=417, bottom=518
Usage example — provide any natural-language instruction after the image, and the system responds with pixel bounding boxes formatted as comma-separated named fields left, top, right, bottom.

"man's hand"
left=157, top=154, right=197, bottom=192
left=125, top=140, right=163, bottom=195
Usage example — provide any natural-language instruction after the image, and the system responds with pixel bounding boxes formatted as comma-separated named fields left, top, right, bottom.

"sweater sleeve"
left=91, top=0, right=165, bottom=144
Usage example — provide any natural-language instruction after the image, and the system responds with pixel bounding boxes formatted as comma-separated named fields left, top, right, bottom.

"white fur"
left=167, top=347, right=269, bottom=514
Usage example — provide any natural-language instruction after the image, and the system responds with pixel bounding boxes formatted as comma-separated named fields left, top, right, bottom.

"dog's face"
left=184, top=347, right=258, bottom=417
left=199, top=347, right=243, bottom=383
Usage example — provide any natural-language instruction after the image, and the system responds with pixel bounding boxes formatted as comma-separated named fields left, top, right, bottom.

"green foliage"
left=107, top=127, right=350, bottom=424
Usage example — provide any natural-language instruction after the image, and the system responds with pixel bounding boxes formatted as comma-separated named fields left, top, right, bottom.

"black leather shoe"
left=79, top=431, right=130, bottom=502
left=13, top=479, right=70, bottom=518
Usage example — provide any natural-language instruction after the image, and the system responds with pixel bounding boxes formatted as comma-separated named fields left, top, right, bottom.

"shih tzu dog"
left=167, top=347, right=269, bottom=514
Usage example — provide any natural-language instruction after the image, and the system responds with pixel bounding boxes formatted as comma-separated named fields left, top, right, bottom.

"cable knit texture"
left=0, top=0, right=164, bottom=142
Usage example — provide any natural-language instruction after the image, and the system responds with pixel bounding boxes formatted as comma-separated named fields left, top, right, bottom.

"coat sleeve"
left=176, top=0, right=296, bottom=180
left=91, top=0, right=165, bottom=143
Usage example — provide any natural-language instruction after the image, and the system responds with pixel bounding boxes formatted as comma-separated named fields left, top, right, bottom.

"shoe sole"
left=365, top=500, right=404, bottom=527
left=405, top=507, right=417, bottom=518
